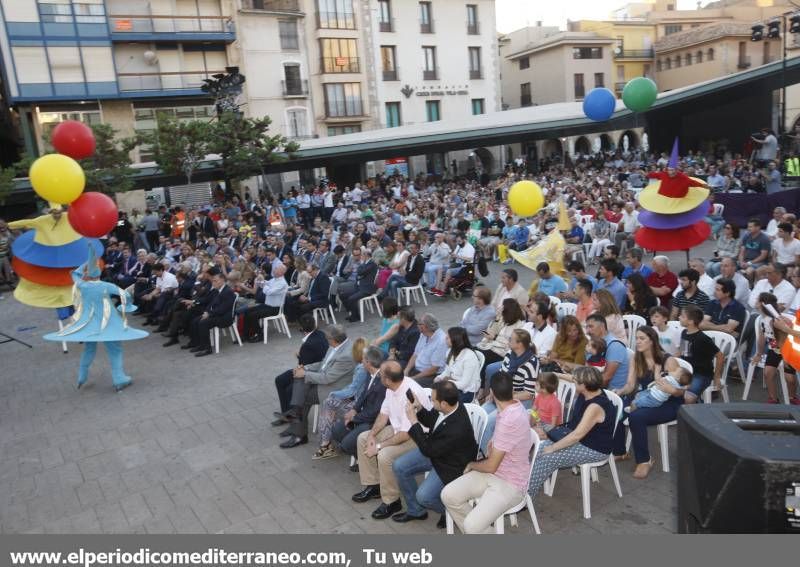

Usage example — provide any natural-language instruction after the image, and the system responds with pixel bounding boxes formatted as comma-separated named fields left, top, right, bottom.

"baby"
left=585, top=337, right=607, bottom=371
left=628, top=358, right=692, bottom=412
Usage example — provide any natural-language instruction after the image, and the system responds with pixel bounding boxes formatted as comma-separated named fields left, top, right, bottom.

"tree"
left=207, top=112, right=299, bottom=184
left=145, top=115, right=212, bottom=185
left=79, top=124, right=139, bottom=194
left=0, top=153, right=35, bottom=205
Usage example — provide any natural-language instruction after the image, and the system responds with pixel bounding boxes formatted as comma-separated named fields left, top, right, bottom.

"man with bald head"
left=243, top=263, right=288, bottom=342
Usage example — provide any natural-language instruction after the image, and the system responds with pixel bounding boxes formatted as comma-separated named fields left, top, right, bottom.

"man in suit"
left=272, top=315, right=328, bottom=420
left=317, top=239, right=336, bottom=276
left=391, top=380, right=478, bottom=527
left=342, top=250, right=379, bottom=322
left=163, top=267, right=216, bottom=347
left=284, top=263, right=331, bottom=322
left=279, top=324, right=357, bottom=448
left=381, top=242, right=425, bottom=301
left=330, top=346, right=387, bottom=459
left=185, top=270, right=236, bottom=357
left=328, top=245, right=350, bottom=297
left=197, top=209, right=217, bottom=239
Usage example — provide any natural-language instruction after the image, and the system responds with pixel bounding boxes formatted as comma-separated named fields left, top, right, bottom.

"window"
left=81, top=47, right=115, bottom=82
left=378, top=0, right=392, bottom=32
left=519, top=56, right=530, bottom=70
left=616, top=65, right=625, bottom=82
left=134, top=105, right=213, bottom=161
left=664, top=24, right=682, bottom=35
left=697, top=50, right=703, bottom=63
left=317, top=0, right=355, bottom=29
left=328, top=125, right=361, bottom=136
left=643, top=63, right=651, bottom=77
left=572, top=47, right=602, bottom=59
left=425, top=100, right=441, bottom=122
left=656, top=59, right=662, bottom=72
left=39, top=2, right=72, bottom=23
left=381, top=46, right=397, bottom=80
left=520, top=82, right=531, bottom=107
left=467, top=4, right=479, bottom=34
left=324, top=83, right=363, bottom=117
left=11, top=46, right=49, bottom=84
left=279, top=20, right=299, bottom=50
left=707, top=48, right=714, bottom=61
left=422, top=46, right=437, bottom=79
left=48, top=46, right=83, bottom=83
left=283, top=64, right=304, bottom=95
left=675, top=55, right=681, bottom=67
left=385, top=102, right=401, bottom=127
left=685, top=53, right=692, bottom=65
left=666, top=57, right=672, bottom=69
left=468, top=47, right=482, bottom=79
left=287, top=108, right=308, bottom=138
left=73, top=3, right=105, bottom=23
left=320, top=38, right=359, bottom=73
left=594, top=72, right=604, bottom=88
left=471, top=98, right=485, bottom=115
left=419, top=1, right=433, bottom=33
left=574, top=73, right=585, bottom=99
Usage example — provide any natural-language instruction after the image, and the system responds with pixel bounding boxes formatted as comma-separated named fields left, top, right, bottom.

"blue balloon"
left=582, top=88, right=617, bottom=122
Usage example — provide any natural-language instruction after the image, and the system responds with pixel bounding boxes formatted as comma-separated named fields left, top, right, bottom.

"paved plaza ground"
left=0, top=243, right=763, bottom=534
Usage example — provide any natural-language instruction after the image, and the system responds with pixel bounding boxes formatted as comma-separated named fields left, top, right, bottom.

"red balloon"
left=51, top=120, right=96, bottom=160
left=68, top=192, right=118, bottom=238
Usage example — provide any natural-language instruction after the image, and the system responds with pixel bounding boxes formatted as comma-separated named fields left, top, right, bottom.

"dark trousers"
left=189, top=315, right=232, bottom=350
left=343, top=290, right=371, bottom=319
left=623, top=398, right=682, bottom=463
left=287, top=382, right=319, bottom=439
left=166, top=304, right=202, bottom=337
left=275, top=369, right=295, bottom=414
left=243, top=304, right=279, bottom=337
left=478, top=349, right=504, bottom=387
left=146, top=231, right=160, bottom=250
left=285, top=297, right=325, bottom=322
left=331, top=420, right=371, bottom=456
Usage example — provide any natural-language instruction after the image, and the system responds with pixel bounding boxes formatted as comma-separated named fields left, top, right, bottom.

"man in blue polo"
left=700, top=278, right=746, bottom=339
left=596, top=259, right=627, bottom=307
left=586, top=313, right=630, bottom=391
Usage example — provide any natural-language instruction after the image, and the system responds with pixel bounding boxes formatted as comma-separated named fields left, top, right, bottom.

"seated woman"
left=624, top=273, right=657, bottom=324
left=543, top=315, right=587, bottom=373
left=614, top=326, right=683, bottom=479
left=592, top=289, right=627, bottom=342
left=479, top=330, right=539, bottom=453
left=288, top=257, right=311, bottom=297
left=751, top=292, right=800, bottom=405
left=706, top=223, right=740, bottom=278
left=434, top=327, right=484, bottom=402
left=371, top=297, right=400, bottom=354
left=476, top=298, right=526, bottom=388
left=311, top=337, right=370, bottom=460
left=526, top=366, right=617, bottom=501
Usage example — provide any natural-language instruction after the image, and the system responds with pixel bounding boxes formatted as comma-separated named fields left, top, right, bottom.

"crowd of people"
left=2, top=143, right=800, bottom=532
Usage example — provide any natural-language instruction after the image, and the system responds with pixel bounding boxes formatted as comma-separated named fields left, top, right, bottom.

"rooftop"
left=506, top=32, right=615, bottom=60
left=654, top=21, right=755, bottom=52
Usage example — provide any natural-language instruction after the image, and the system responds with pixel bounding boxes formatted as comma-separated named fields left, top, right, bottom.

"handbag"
left=546, top=425, right=571, bottom=443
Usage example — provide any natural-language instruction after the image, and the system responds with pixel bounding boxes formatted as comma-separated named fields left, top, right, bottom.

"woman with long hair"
left=752, top=292, right=800, bottom=405
left=435, top=327, right=484, bottom=402
left=476, top=298, right=526, bottom=386
left=546, top=315, right=587, bottom=372
left=624, top=273, right=657, bottom=323
left=706, top=223, right=741, bottom=277
left=592, top=289, right=626, bottom=341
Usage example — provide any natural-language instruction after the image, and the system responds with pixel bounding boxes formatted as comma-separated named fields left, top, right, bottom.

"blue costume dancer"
left=43, top=246, right=148, bottom=391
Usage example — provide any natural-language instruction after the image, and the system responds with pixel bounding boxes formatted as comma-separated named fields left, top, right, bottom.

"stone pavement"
left=0, top=243, right=762, bottom=534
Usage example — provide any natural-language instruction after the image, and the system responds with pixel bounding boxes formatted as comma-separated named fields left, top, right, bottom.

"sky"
left=495, top=0, right=711, bottom=33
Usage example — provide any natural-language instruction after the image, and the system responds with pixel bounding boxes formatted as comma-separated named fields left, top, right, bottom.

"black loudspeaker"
left=677, top=403, right=800, bottom=533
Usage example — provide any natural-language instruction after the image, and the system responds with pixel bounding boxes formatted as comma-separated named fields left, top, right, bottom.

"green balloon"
left=622, top=77, right=658, bottom=112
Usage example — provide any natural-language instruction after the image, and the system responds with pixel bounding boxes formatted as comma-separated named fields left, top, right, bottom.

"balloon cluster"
left=582, top=77, right=658, bottom=122
left=30, top=121, right=118, bottom=237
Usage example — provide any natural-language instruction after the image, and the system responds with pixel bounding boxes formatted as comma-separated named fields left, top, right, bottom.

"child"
left=650, top=305, right=681, bottom=356
left=678, top=305, right=722, bottom=404
left=752, top=292, right=800, bottom=405
left=585, top=337, right=607, bottom=371
left=530, top=372, right=562, bottom=431
left=628, top=358, right=692, bottom=412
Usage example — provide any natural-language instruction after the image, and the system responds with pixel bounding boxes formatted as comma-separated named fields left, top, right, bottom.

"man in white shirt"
left=673, top=258, right=715, bottom=299
left=748, top=263, right=795, bottom=312
left=350, top=184, right=363, bottom=204
left=353, top=361, right=433, bottom=520
left=424, top=232, right=452, bottom=289
left=771, top=222, right=800, bottom=265
left=615, top=202, right=640, bottom=251
left=244, top=265, right=288, bottom=342
left=139, top=262, right=178, bottom=322
left=521, top=299, right=557, bottom=355
left=765, top=207, right=786, bottom=238
left=714, top=257, right=750, bottom=305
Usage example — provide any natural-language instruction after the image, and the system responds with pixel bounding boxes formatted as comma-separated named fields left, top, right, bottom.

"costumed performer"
left=43, top=245, right=148, bottom=391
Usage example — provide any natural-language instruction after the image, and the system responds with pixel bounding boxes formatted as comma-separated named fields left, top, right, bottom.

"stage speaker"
left=677, top=403, right=800, bottom=533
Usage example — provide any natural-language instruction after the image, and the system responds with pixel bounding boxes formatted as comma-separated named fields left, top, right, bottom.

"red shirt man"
left=646, top=256, right=679, bottom=310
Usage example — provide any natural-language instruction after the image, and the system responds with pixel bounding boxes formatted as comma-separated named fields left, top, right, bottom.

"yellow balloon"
left=508, top=180, right=544, bottom=217
left=29, top=154, right=85, bottom=205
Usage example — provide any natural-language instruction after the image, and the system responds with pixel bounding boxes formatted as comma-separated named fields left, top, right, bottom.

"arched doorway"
left=618, top=130, right=640, bottom=152
left=541, top=139, right=563, bottom=160
left=473, top=147, right=495, bottom=174
left=574, top=136, right=591, bottom=156
left=599, top=134, right=614, bottom=152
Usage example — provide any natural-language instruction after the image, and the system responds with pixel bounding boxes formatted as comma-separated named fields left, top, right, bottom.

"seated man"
left=391, top=380, right=478, bottom=526
left=441, top=371, right=532, bottom=534
left=242, top=264, right=288, bottom=342
left=403, top=313, right=448, bottom=387
left=701, top=278, right=746, bottom=338
left=342, top=250, right=379, bottom=322
left=162, top=267, right=214, bottom=347
left=138, top=262, right=178, bottom=319
left=351, top=361, right=433, bottom=520
left=183, top=270, right=236, bottom=357
left=389, top=307, right=421, bottom=369
left=272, top=315, right=328, bottom=418
left=530, top=262, right=567, bottom=297
left=278, top=325, right=356, bottom=449
left=284, top=264, right=330, bottom=322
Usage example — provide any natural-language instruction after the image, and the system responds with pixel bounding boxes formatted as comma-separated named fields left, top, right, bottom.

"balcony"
left=282, top=79, right=308, bottom=97
left=737, top=55, right=751, bottom=69
left=108, top=15, right=235, bottom=42
left=317, top=11, right=356, bottom=30
left=420, top=21, right=434, bottom=33
left=520, top=94, right=532, bottom=107
left=383, top=69, right=398, bottom=81
left=614, top=48, right=654, bottom=59
left=241, top=0, right=302, bottom=13
left=321, top=57, right=360, bottom=73
left=614, top=81, right=626, bottom=92
left=469, top=69, right=483, bottom=80
left=467, top=22, right=479, bottom=35
left=117, top=70, right=224, bottom=96
left=379, top=19, right=394, bottom=32
left=423, top=69, right=438, bottom=80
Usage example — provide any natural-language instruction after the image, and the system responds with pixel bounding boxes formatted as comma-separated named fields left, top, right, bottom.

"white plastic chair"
left=733, top=309, right=751, bottom=377
left=358, top=294, right=381, bottom=322
left=210, top=293, right=243, bottom=353
left=702, top=331, right=737, bottom=403
left=544, top=390, right=624, bottom=519
left=625, top=419, right=676, bottom=473
left=712, top=203, right=724, bottom=216
left=742, top=315, right=790, bottom=403
left=398, top=283, right=428, bottom=307
left=580, top=215, right=594, bottom=227
left=260, top=293, right=291, bottom=344
left=447, top=429, right=541, bottom=535
left=547, top=295, right=561, bottom=307
left=463, top=403, right=489, bottom=448
left=312, top=304, right=337, bottom=326
left=666, top=320, right=684, bottom=333
left=622, top=314, right=646, bottom=350
left=556, top=302, right=577, bottom=319
left=556, top=379, right=577, bottom=422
